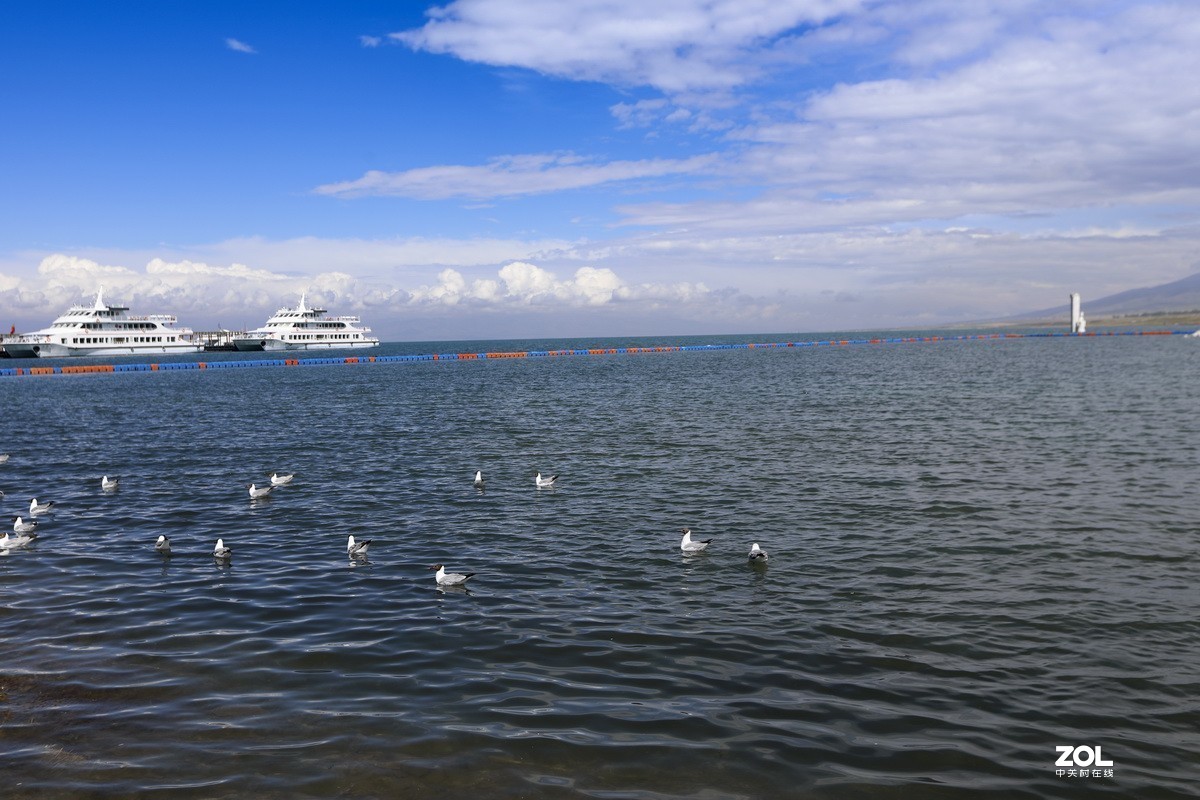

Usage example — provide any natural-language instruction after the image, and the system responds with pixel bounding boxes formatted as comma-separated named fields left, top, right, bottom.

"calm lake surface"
left=1, top=331, right=1198, bottom=799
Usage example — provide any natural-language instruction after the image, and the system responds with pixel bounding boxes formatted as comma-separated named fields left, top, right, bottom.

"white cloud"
left=225, top=38, right=257, bottom=54
left=599, top=2, right=1200, bottom=239
left=67, top=235, right=581, bottom=276
left=351, top=1, right=1200, bottom=237
left=609, top=99, right=697, bottom=130
left=391, top=0, right=864, bottom=93
left=610, top=99, right=668, bottom=128
left=359, top=35, right=383, bottom=48
left=406, top=261, right=710, bottom=310
left=876, top=0, right=1026, bottom=67
left=0, top=251, right=766, bottom=339
left=497, top=261, right=558, bottom=300
left=314, top=152, right=717, bottom=200
left=5, top=212, right=1200, bottom=342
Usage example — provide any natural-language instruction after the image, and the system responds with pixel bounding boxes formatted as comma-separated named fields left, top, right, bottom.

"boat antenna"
left=93, top=285, right=106, bottom=310
left=297, top=292, right=308, bottom=313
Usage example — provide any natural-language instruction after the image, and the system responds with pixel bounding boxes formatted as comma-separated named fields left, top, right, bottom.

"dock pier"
left=196, top=330, right=241, bottom=351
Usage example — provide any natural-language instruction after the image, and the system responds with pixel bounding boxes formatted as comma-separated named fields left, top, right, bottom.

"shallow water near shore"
left=1, top=332, right=1198, bottom=799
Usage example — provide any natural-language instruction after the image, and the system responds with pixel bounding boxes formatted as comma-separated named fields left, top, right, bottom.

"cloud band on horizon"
left=314, top=152, right=718, bottom=200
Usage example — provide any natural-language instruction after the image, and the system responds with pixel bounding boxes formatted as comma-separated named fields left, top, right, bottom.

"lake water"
left=1, top=332, right=1197, bottom=799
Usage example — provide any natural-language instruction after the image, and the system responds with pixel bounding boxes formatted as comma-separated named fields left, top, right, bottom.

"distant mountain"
left=1008, top=271, right=1200, bottom=321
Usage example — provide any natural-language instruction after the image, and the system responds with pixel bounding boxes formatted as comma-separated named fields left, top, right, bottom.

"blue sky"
left=3, top=0, right=1199, bottom=340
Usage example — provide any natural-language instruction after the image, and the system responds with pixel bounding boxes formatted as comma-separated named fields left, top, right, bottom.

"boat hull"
left=1, top=341, right=203, bottom=358
left=230, top=337, right=380, bottom=352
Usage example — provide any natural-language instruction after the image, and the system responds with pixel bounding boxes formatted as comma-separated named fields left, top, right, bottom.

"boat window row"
left=55, top=321, right=165, bottom=330
left=285, top=334, right=361, bottom=340
left=69, top=336, right=177, bottom=344
left=283, top=322, right=348, bottom=329
left=100, top=322, right=163, bottom=330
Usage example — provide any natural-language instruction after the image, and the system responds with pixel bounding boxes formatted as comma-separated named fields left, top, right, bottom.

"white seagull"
left=0, top=531, right=37, bottom=549
left=101, top=475, right=120, bottom=491
left=748, top=542, right=769, bottom=563
left=534, top=472, right=558, bottom=488
left=473, top=470, right=485, bottom=489
left=347, top=535, right=371, bottom=557
left=429, top=564, right=475, bottom=586
left=213, top=538, right=232, bottom=560
left=12, top=516, right=38, bottom=534
left=247, top=483, right=273, bottom=499
left=0, top=453, right=9, bottom=463
left=155, top=534, right=171, bottom=555
left=269, top=472, right=294, bottom=486
left=29, top=498, right=54, bottom=515
left=680, top=528, right=713, bottom=554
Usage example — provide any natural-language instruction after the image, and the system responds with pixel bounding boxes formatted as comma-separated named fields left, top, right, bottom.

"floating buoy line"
left=0, top=329, right=1191, bottom=379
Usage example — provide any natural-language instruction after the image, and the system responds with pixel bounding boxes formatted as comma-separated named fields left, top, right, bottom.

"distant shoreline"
left=947, top=310, right=1200, bottom=330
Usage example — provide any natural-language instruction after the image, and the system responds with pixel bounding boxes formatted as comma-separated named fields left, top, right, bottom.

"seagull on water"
left=213, top=538, right=232, bottom=560
left=534, top=472, right=558, bottom=489
left=429, top=564, right=475, bottom=586
left=247, top=483, right=272, bottom=499
left=680, top=528, right=713, bottom=554
left=0, top=531, right=37, bottom=549
left=473, top=470, right=485, bottom=489
left=269, top=472, right=294, bottom=486
left=101, top=475, right=119, bottom=491
left=748, top=542, right=769, bottom=563
left=12, top=516, right=38, bottom=534
left=29, top=498, right=54, bottom=516
left=347, top=535, right=371, bottom=557
left=155, top=534, right=171, bottom=555
left=0, top=454, right=9, bottom=463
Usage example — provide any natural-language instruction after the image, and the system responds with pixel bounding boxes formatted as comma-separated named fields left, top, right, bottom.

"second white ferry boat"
left=232, top=294, right=380, bottom=352
left=0, top=287, right=201, bottom=358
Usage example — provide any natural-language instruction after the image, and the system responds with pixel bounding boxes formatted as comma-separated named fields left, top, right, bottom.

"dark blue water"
left=1, top=333, right=1197, bottom=799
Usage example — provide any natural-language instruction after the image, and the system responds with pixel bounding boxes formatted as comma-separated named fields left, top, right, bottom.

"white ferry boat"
left=0, top=288, right=202, bottom=358
left=232, top=294, right=380, bottom=352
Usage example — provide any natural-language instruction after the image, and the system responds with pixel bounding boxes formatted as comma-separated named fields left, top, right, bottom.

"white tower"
left=1069, top=293, right=1085, bottom=333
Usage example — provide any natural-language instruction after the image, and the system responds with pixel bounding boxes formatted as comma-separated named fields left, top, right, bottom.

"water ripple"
left=1, top=336, right=1198, bottom=798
